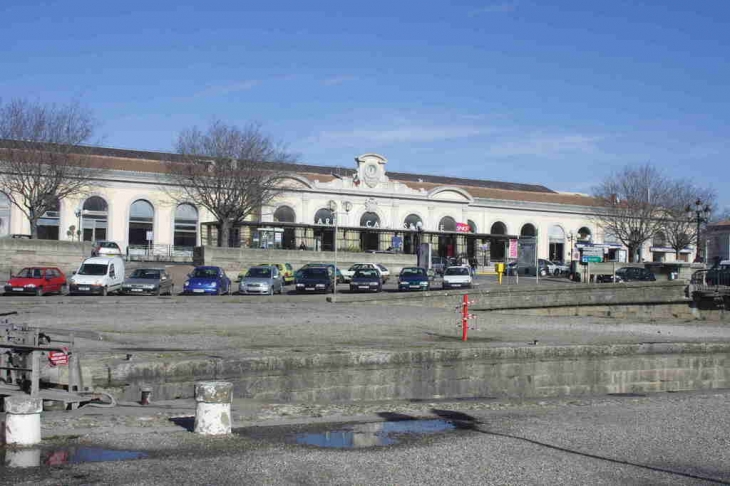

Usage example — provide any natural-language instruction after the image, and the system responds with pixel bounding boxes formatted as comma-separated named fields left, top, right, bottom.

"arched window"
left=82, top=196, right=108, bottom=242
left=174, top=203, right=198, bottom=247
left=578, top=226, right=592, bottom=241
left=128, top=199, right=154, bottom=246
left=520, top=223, right=536, bottom=237
left=548, top=225, right=565, bottom=262
left=37, top=197, right=60, bottom=240
left=439, top=216, right=456, bottom=232
left=274, top=206, right=296, bottom=223
left=467, top=220, right=477, bottom=233
left=490, top=222, right=507, bottom=235
left=360, top=212, right=381, bottom=228
left=403, top=214, right=423, bottom=230
left=653, top=231, right=667, bottom=247
left=314, top=208, right=335, bottom=225
left=313, top=208, right=335, bottom=251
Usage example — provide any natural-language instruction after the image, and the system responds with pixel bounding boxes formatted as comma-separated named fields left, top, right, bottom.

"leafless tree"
left=661, top=181, right=716, bottom=259
left=0, top=99, right=98, bottom=238
left=163, top=120, right=297, bottom=247
left=591, top=164, right=671, bottom=262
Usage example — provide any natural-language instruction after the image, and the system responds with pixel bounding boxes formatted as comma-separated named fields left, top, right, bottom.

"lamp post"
left=74, top=207, right=82, bottom=242
left=329, top=200, right=352, bottom=302
left=686, top=199, right=711, bottom=263
left=415, top=221, right=424, bottom=266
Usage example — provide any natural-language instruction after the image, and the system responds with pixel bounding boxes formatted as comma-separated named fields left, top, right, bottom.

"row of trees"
left=0, top=98, right=724, bottom=254
left=0, top=99, right=295, bottom=245
left=592, top=164, right=717, bottom=262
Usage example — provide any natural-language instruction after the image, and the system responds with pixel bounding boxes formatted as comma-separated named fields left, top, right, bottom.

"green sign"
left=582, top=256, right=603, bottom=263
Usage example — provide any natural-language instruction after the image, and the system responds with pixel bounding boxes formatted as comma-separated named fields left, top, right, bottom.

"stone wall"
left=194, top=246, right=417, bottom=275
left=0, top=238, right=91, bottom=278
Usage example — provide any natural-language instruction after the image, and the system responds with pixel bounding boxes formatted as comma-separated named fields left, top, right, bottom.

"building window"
left=490, top=222, right=507, bottom=235
left=439, top=216, right=456, bottom=232
left=82, top=196, right=108, bottom=242
left=520, top=223, right=536, bottom=237
left=273, top=206, right=296, bottom=249
left=37, top=197, right=60, bottom=240
left=314, top=208, right=335, bottom=251
left=578, top=226, right=592, bottom=242
left=174, top=203, right=198, bottom=247
left=548, top=225, right=565, bottom=262
left=128, top=199, right=154, bottom=246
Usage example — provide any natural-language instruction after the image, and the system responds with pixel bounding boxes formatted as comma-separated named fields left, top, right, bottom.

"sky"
left=2, top=0, right=729, bottom=208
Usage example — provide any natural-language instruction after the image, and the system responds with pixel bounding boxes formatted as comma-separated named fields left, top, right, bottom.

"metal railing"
left=126, top=244, right=194, bottom=262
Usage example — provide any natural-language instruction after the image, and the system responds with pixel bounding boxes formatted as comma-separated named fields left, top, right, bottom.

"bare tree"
left=0, top=99, right=98, bottom=238
left=661, top=181, right=716, bottom=259
left=591, top=164, right=671, bottom=262
left=163, top=120, right=297, bottom=247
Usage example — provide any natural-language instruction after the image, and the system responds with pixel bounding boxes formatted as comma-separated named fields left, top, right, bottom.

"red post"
left=462, top=294, right=469, bottom=341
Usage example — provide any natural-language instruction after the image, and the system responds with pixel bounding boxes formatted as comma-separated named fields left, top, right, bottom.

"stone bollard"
left=3, top=396, right=43, bottom=445
left=194, top=381, right=233, bottom=436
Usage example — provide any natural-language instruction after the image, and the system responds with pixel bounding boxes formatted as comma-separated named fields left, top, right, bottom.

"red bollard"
left=462, top=294, right=469, bottom=341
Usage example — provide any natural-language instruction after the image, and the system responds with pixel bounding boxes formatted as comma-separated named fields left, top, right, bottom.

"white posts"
left=194, top=381, right=233, bottom=436
left=3, top=396, right=43, bottom=445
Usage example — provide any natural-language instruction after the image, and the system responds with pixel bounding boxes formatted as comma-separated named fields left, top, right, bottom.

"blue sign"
left=391, top=236, right=403, bottom=249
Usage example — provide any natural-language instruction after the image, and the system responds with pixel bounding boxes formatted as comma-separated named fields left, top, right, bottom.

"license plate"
left=12, top=288, right=23, bottom=292
left=132, top=289, right=143, bottom=292
left=410, top=285, right=420, bottom=289
left=359, top=285, right=369, bottom=289
left=79, top=287, right=90, bottom=291
left=305, top=287, right=315, bottom=291
left=193, top=289, right=205, bottom=293
left=451, top=283, right=461, bottom=287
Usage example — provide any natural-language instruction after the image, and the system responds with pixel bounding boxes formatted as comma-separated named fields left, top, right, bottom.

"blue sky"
left=2, top=0, right=729, bottom=208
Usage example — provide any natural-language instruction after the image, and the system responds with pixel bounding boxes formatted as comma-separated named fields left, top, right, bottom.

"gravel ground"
left=2, top=390, right=729, bottom=485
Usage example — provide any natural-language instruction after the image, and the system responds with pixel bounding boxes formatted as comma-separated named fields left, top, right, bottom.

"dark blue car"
left=398, top=267, right=430, bottom=291
left=182, top=266, right=232, bottom=295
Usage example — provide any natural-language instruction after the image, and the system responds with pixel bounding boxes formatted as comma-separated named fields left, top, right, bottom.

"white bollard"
left=5, top=448, right=42, bottom=468
left=3, top=396, right=43, bottom=446
left=194, top=381, right=233, bottom=436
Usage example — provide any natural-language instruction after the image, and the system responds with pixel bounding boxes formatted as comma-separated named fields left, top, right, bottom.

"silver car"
left=239, top=265, right=283, bottom=295
left=121, top=268, right=173, bottom=296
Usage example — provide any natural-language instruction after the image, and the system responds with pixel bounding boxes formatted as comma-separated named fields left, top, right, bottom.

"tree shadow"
left=168, top=416, right=195, bottom=432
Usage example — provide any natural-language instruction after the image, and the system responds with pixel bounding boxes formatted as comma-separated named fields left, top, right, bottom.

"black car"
left=398, top=267, right=430, bottom=291
left=613, top=267, right=656, bottom=283
left=349, top=269, right=382, bottom=293
left=295, top=267, right=334, bottom=293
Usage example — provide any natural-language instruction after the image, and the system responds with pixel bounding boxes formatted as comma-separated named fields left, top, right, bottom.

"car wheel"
left=102, top=286, right=108, bottom=297
left=268, top=286, right=274, bottom=296
left=35, top=287, right=43, bottom=297
left=60, top=284, right=68, bottom=296
left=155, top=287, right=161, bottom=296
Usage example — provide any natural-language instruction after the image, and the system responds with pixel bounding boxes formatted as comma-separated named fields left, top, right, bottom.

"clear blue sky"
left=2, top=1, right=728, bottom=208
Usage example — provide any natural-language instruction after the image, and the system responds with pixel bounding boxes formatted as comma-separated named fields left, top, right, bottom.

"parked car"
left=4, top=267, right=67, bottom=296
left=91, top=241, right=122, bottom=257
left=239, top=265, right=283, bottom=295
left=398, top=267, right=430, bottom=291
left=431, top=256, right=448, bottom=276
left=442, top=266, right=473, bottom=289
left=550, top=261, right=570, bottom=276
left=295, top=267, right=334, bottom=293
left=598, top=267, right=657, bottom=283
left=341, top=263, right=385, bottom=283
left=256, top=262, right=295, bottom=285
left=706, top=261, right=730, bottom=286
left=69, top=256, right=125, bottom=296
left=349, top=268, right=383, bottom=293
left=182, top=266, right=232, bottom=295
left=297, top=263, right=345, bottom=283
left=120, top=268, right=173, bottom=296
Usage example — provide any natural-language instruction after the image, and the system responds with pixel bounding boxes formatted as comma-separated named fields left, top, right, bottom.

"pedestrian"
left=299, top=241, right=307, bottom=251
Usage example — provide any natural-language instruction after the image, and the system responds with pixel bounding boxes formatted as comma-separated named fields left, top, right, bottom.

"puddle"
left=293, top=419, right=456, bottom=449
left=1, top=446, right=148, bottom=468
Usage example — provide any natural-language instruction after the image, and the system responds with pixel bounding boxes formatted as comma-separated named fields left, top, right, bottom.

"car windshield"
left=192, top=268, right=219, bottom=278
left=78, top=264, right=108, bottom=276
left=247, top=267, right=272, bottom=278
left=445, top=267, right=470, bottom=276
left=130, top=269, right=161, bottom=279
left=100, top=242, right=118, bottom=248
left=350, top=264, right=367, bottom=270
left=302, top=268, right=329, bottom=278
left=401, top=268, right=426, bottom=277
left=354, top=269, right=378, bottom=278
left=16, top=268, right=44, bottom=279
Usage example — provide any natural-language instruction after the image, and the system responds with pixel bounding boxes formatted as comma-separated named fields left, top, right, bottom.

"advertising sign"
left=456, top=222, right=470, bottom=233
left=508, top=239, right=518, bottom=259
left=391, top=235, right=403, bottom=249
left=145, top=231, right=153, bottom=241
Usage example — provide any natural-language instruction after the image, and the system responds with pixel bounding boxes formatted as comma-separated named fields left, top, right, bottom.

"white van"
left=69, top=256, right=125, bottom=296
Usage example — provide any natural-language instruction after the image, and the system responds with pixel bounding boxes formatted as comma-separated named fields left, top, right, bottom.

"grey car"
left=239, top=265, right=283, bottom=295
left=120, top=268, right=173, bottom=296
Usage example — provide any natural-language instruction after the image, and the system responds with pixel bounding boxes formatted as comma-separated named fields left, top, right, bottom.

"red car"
left=3, top=267, right=67, bottom=296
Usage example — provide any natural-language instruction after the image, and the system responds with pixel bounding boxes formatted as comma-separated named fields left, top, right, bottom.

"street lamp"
left=74, top=207, right=82, bottom=242
left=329, top=200, right=352, bottom=302
left=415, top=221, right=424, bottom=266
left=686, top=199, right=711, bottom=263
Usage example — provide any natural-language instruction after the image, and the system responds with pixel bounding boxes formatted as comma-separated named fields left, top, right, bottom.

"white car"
left=341, top=263, right=387, bottom=283
left=442, top=266, right=472, bottom=290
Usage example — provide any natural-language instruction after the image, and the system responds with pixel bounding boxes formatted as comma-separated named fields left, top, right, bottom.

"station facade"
left=0, top=145, right=692, bottom=263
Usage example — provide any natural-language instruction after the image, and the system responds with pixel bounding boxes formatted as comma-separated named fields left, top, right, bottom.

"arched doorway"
left=577, top=226, right=592, bottom=242
left=548, top=225, right=565, bottom=262
left=82, top=196, right=108, bottom=242
left=490, top=221, right=507, bottom=261
left=37, top=197, right=60, bottom=240
left=174, top=203, right=198, bottom=247
left=438, top=216, right=457, bottom=258
left=274, top=205, right=296, bottom=249
left=403, top=214, right=423, bottom=254
left=466, top=220, right=478, bottom=259
left=520, top=223, right=536, bottom=237
left=360, top=212, right=380, bottom=251
left=314, top=208, right=335, bottom=251
left=128, top=200, right=154, bottom=246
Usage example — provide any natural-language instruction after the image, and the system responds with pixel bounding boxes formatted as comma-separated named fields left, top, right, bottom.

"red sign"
left=48, top=351, right=69, bottom=366
left=456, top=222, right=470, bottom=233
left=508, top=239, right=519, bottom=259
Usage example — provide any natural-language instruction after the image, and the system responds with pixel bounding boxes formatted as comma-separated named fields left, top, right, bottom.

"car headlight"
left=184, top=281, right=190, bottom=287
left=24, top=283, right=36, bottom=288
left=210, top=282, right=217, bottom=287
left=421, top=281, right=428, bottom=285
left=122, top=284, right=131, bottom=288
left=296, top=283, right=304, bottom=287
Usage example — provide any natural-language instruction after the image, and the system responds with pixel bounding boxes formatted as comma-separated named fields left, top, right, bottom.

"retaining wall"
left=0, top=239, right=90, bottom=278
left=194, top=246, right=417, bottom=274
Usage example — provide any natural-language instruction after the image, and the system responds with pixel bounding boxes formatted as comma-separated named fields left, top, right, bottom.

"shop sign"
left=456, top=222, right=470, bottom=233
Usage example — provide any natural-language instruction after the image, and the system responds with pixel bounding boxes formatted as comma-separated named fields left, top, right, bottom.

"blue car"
left=398, top=267, right=430, bottom=291
left=182, top=266, right=232, bottom=295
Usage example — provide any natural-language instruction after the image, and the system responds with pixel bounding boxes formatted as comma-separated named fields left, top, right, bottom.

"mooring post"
left=3, top=395, right=43, bottom=445
left=194, top=381, right=233, bottom=436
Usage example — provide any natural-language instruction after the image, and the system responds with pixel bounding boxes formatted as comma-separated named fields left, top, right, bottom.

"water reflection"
left=1, top=446, right=147, bottom=468
left=294, top=419, right=456, bottom=449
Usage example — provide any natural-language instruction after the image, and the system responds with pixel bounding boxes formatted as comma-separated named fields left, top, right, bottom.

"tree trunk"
left=29, top=219, right=39, bottom=239
left=219, top=220, right=231, bottom=248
